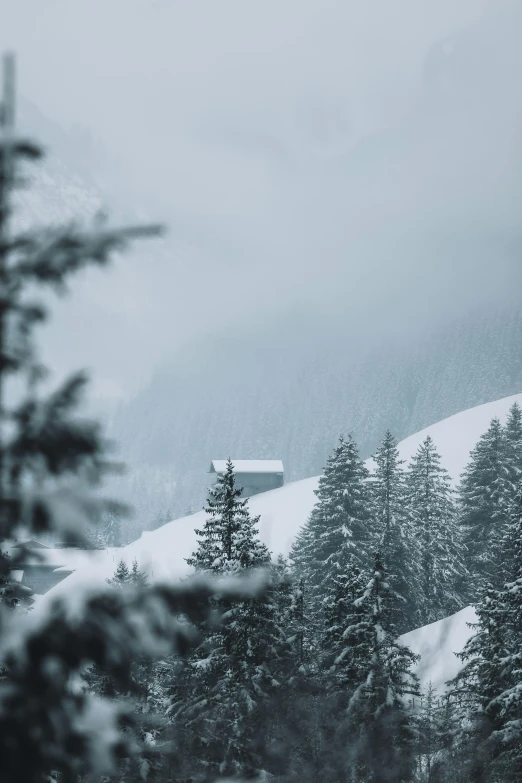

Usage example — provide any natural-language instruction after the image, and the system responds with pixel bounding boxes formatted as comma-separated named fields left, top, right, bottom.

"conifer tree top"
left=187, top=458, right=270, bottom=574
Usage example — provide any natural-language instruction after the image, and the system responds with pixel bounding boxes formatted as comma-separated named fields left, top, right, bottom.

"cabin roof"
left=11, top=539, right=50, bottom=550
left=5, top=545, right=121, bottom=569
left=209, top=460, right=284, bottom=475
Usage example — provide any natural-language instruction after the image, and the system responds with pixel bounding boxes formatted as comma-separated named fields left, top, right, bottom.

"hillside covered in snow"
left=402, top=605, right=477, bottom=692
left=46, top=392, right=522, bottom=590
left=41, top=392, right=521, bottom=688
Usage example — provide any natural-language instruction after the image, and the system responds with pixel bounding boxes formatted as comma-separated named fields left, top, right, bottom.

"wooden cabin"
left=8, top=540, right=120, bottom=595
left=208, top=460, right=284, bottom=498
left=8, top=541, right=74, bottom=595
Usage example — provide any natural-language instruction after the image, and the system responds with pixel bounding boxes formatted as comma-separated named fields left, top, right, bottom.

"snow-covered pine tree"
left=262, top=556, right=328, bottom=783
left=504, top=401, right=522, bottom=508
left=487, top=481, right=522, bottom=783
left=346, top=552, right=420, bottom=783
left=459, top=417, right=509, bottom=591
left=316, top=564, right=372, bottom=782
left=414, top=687, right=460, bottom=783
left=449, top=489, right=522, bottom=781
left=449, top=583, right=512, bottom=783
left=130, top=558, right=148, bottom=587
left=406, top=436, right=466, bottom=625
left=269, top=554, right=307, bottom=680
left=416, top=682, right=438, bottom=783
left=175, top=463, right=294, bottom=779
left=445, top=489, right=522, bottom=782
left=92, top=558, right=169, bottom=783
left=490, top=606, right=522, bottom=780
left=291, top=435, right=372, bottom=638
left=108, top=558, right=130, bottom=585
left=321, top=564, right=368, bottom=688
left=288, top=514, right=319, bottom=651
left=172, top=590, right=290, bottom=780
left=187, top=458, right=269, bottom=574
left=499, top=477, right=522, bottom=586
left=432, top=693, right=461, bottom=783
left=370, top=430, right=419, bottom=633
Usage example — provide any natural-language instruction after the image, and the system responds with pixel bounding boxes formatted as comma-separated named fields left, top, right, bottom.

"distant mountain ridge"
left=108, top=304, right=522, bottom=536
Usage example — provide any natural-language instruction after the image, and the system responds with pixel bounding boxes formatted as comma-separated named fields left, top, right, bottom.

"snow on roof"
left=209, top=459, right=284, bottom=474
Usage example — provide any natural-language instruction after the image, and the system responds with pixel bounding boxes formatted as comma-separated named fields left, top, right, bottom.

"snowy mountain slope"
left=111, top=304, right=522, bottom=531
left=377, top=391, right=522, bottom=487
left=400, top=605, right=477, bottom=692
left=41, top=391, right=522, bottom=601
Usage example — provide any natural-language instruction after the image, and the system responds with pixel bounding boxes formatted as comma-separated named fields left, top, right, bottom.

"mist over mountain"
left=107, top=303, right=522, bottom=538
left=2, top=1, right=519, bottom=410
left=3, top=1, right=521, bottom=541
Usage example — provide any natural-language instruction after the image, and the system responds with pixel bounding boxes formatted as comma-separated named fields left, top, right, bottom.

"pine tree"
left=459, top=417, right=509, bottom=590
left=406, top=436, right=466, bottom=625
left=291, top=435, right=372, bottom=643
left=130, top=558, right=148, bottom=587
left=371, top=431, right=419, bottom=633
left=432, top=694, right=461, bottom=783
left=91, top=559, right=169, bottom=782
left=108, top=559, right=130, bottom=586
left=315, top=564, right=371, bottom=782
left=187, top=458, right=270, bottom=574
left=504, top=401, right=522, bottom=507
left=446, top=487, right=522, bottom=782
left=417, top=682, right=438, bottom=783
left=481, top=481, right=522, bottom=781
left=175, top=465, right=294, bottom=780
left=346, top=552, right=420, bottom=783
left=450, top=584, right=511, bottom=783
left=449, top=487, right=522, bottom=781
left=171, top=577, right=291, bottom=780
left=258, top=556, right=325, bottom=783
left=321, top=565, right=368, bottom=688
left=499, top=477, right=522, bottom=585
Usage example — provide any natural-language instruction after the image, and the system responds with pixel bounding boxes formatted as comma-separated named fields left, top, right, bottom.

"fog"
left=0, top=0, right=520, bottom=402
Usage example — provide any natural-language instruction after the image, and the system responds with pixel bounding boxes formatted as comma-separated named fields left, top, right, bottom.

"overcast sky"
left=1, top=0, right=520, bottom=403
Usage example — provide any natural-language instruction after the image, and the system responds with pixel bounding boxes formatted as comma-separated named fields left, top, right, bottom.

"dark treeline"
left=87, top=407, right=522, bottom=783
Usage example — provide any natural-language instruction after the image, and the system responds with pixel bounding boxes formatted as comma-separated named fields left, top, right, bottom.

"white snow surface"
left=38, top=392, right=521, bottom=686
left=210, top=460, right=284, bottom=474
left=399, top=605, right=477, bottom=692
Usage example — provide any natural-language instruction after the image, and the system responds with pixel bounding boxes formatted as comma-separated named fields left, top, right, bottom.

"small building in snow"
left=8, top=540, right=74, bottom=595
left=7, top=540, right=120, bottom=595
left=208, top=460, right=284, bottom=498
